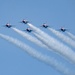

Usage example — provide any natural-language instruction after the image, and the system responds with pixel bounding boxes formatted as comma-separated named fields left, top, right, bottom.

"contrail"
left=26, top=23, right=75, bottom=64
left=0, top=33, right=74, bottom=75
left=27, top=23, right=53, bottom=39
left=66, top=31, right=75, bottom=41
left=48, top=27, right=75, bottom=48
left=11, top=27, right=51, bottom=51
left=33, top=32, right=75, bottom=64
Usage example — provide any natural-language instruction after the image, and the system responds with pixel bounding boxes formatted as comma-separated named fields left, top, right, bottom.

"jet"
left=21, top=19, right=29, bottom=24
left=41, top=23, right=48, bottom=28
left=60, top=27, right=66, bottom=32
left=24, top=28, right=32, bottom=32
left=5, top=23, right=12, bottom=28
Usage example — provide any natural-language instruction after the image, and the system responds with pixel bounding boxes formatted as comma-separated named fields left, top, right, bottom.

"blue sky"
left=0, top=0, right=75, bottom=75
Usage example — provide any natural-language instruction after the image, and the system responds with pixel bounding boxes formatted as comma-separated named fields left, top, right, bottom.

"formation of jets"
left=4, top=19, right=67, bottom=32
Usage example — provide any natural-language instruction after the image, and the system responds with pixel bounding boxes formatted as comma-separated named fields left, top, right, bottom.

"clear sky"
left=0, top=0, right=75, bottom=75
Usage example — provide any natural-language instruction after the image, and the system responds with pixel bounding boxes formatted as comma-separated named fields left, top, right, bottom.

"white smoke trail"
left=66, top=31, right=75, bottom=41
left=11, top=27, right=51, bottom=51
left=0, top=33, right=74, bottom=75
left=48, top=27, right=75, bottom=48
left=27, top=23, right=75, bottom=64
left=27, top=23, right=54, bottom=40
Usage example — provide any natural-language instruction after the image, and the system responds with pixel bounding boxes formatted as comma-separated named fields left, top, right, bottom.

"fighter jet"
left=41, top=23, right=48, bottom=28
left=24, top=28, right=32, bottom=32
left=21, top=19, right=29, bottom=24
left=5, top=23, right=12, bottom=28
left=60, top=27, right=67, bottom=32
